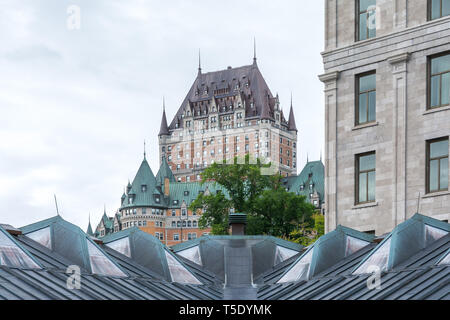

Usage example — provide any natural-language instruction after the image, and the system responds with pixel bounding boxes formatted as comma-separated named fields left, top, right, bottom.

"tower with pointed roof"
left=94, top=151, right=228, bottom=245
left=158, top=49, right=298, bottom=182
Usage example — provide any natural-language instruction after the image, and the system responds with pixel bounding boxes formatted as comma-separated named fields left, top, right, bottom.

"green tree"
left=200, top=155, right=272, bottom=213
left=190, top=191, right=231, bottom=235
left=289, top=212, right=325, bottom=246
left=248, top=189, right=315, bottom=237
left=189, top=155, right=316, bottom=238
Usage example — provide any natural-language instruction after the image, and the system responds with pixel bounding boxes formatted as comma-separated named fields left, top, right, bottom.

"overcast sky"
left=0, top=0, right=325, bottom=231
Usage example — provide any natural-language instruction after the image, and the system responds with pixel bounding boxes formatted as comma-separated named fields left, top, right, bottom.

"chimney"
left=164, top=177, right=170, bottom=197
left=228, top=213, right=247, bottom=236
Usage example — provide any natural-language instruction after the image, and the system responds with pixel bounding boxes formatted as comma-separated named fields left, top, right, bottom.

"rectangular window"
left=427, top=138, right=449, bottom=193
left=428, top=53, right=450, bottom=109
left=356, top=152, right=376, bottom=204
left=357, top=0, right=376, bottom=41
left=356, top=72, right=376, bottom=125
left=174, top=234, right=179, bottom=241
left=429, top=0, right=450, bottom=20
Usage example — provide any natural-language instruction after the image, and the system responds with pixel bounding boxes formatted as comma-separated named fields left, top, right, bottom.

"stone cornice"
left=321, top=17, right=450, bottom=71
left=387, top=53, right=411, bottom=65
left=321, top=16, right=450, bottom=58
left=318, top=71, right=340, bottom=83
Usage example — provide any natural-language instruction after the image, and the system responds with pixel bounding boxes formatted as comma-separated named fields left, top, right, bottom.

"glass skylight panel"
left=424, top=225, right=448, bottom=246
left=277, top=248, right=314, bottom=283
left=86, top=240, right=126, bottom=277
left=177, top=246, right=202, bottom=266
left=353, top=237, right=391, bottom=275
left=345, top=236, right=370, bottom=256
left=275, top=246, right=299, bottom=263
left=25, top=227, right=52, bottom=250
left=105, top=237, right=131, bottom=258
left=164, top=250, right=201, bottom=285
left=0, top=229, right=40, bottom=269
left=438, top=252, right=450, bottom=265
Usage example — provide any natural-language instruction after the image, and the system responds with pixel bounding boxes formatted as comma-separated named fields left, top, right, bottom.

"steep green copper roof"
left=121, top=158, right=163, bottom=209
left=167, top=181, right=229, bottom=208
left=284, top=160, right=324, bottom=203
left=156, top=156, right=176, bottom=187
left=87, top=221, right=94, bottom=236
left=102, top=212, right=113, bottom=230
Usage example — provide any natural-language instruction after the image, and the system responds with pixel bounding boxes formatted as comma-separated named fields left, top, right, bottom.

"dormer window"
left=128, top=196, right=134, bottom=204
left=154, top=195, right=160, bottom=203
left=184, top=191, right=190, bottom=196
left=310, top=183, right=314, bottom=190
left=300, top=185, right=305, bottom=191
left=141, top=185, right=147, bottom=193
left=173, top=200, right=179, bottom=205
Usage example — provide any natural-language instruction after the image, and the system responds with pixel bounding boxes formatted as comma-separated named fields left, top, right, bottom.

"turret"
left=159, top=98, right=170, bottom=136
left=288, top=96, right=297, bottom=132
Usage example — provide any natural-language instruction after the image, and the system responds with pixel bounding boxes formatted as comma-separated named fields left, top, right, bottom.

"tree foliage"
left=189, top=155, right=316, bottom=238
left=289, top=212, right=325, bottom=246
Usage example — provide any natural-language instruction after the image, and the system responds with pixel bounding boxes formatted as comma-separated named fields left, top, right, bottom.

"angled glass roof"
left=165, top=250, right=202, bottom=285
left=21, top=216, right=127, bottom=277
left=437, top=250, right=450, bottom=265
left=277, top=247, right=313, bottom=283
left=177, top=245, right=202, bottom=266
left=275, top=245, right=299, bottom=264
left=26, top=227, right=52, bottom=250
left=353, top=236, right=391, bottom=275
left=425, top=224, right=448, bottom=246
left=345, top=235, right=369, bottom=256
left=105, top=237, right=131, bottom=258
left=352, top=214, right=449, bottom=274
left=103, top=227, right=202, bottom=284
left=86, top=239, right=127, bottom=277
left=277, top=225, right=373, bottom=283
left=0, top=226, right=41, bottom=269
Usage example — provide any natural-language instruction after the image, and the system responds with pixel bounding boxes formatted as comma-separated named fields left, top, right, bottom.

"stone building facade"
left=91, top=156, right=325, bottom=246
left=158, top=55, right=298, bottom=182
left=320, top=0, right=450, bottom=235
left=93, top=156, right=217, bottom=246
